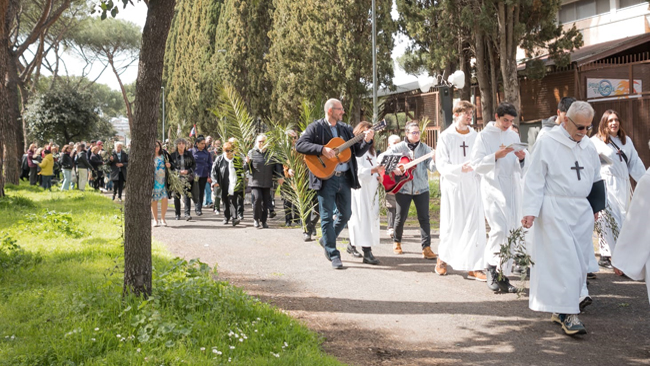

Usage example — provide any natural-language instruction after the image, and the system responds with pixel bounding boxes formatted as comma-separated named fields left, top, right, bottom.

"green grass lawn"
left=0, top=182, right=342, bottom=365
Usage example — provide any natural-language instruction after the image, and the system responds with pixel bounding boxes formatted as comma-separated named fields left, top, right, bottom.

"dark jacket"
left=110, top=150, right=129, bottom=181
left=89, top=153, right=104, bottom=170
left=190, top=147, right=213, bottom=178
left=295, top=118, right=372, bottom=190
left=169, top=150, right=195, bottom=183
left=211, top=155, right=245, bottom=196
left=75, top=150, right=93, bottom=170
left=59, top=153, right=74, bottom=169
left=245, top=149, right=283, bottom=188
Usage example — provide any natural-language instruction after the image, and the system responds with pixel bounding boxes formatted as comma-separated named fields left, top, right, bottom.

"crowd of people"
left=20, top=96, right=649, bottom=338
left=21, top=140, right=128, bottom=201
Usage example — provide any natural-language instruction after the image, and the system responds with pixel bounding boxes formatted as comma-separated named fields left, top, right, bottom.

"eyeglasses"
left=224, top=149, right=233, bottom=153
left=332, top=107, right=344, bottom=111
left=408, top=131, right=421, bottom=135
left=567, top=116, right=593, bottom=131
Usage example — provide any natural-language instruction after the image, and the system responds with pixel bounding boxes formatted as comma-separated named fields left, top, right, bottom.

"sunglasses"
left=567, top=116, right=593, bottom=131
left=224, top=149, right=233, bottom=153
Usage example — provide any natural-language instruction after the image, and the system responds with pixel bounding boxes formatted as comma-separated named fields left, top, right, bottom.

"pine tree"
left=267, top=0, right=395, bottom=124
left=163, top=0, right=222, bottom=136
left=214, top=0, right=274, bottom=121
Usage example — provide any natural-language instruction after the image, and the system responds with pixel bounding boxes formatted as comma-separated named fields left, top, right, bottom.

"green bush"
left=0, top=234, right=42, bottom=271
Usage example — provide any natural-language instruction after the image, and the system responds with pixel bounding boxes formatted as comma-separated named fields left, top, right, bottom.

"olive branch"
left=498, top=226, right=534, bottom=297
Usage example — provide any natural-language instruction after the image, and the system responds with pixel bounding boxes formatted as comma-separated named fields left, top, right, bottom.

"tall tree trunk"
left=458, top=43, right=471, bottom=101
left=474, top=26, right=493, bottom=124
left=4, top=53, right=21, bottom=185
left=0, top=0, right=9, bottom=196
left=497, top=2, right=521, bottom=121
left=123, top=0, right=176, bottom=298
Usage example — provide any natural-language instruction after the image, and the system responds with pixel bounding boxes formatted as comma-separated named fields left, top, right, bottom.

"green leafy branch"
left=498, top=226, right=534, bottom=297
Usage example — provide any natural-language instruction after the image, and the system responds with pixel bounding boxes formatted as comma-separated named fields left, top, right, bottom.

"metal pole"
left=372, top=0, right=377, bottom=124
left=161, top=86, right=165, bottom=142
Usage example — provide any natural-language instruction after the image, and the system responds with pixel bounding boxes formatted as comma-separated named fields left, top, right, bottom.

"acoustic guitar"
left=381, top=150, right=435, bottom=194
left=304, top=120, right=386, bottom=179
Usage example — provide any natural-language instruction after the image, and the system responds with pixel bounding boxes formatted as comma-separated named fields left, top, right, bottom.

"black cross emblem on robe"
left=460, top=142, right=468, bottom=157
left=616, top=149, right=624, bottom=162
left=571, top=161, right=584, bottom=180
left=366, top=156, right=373, bottom=166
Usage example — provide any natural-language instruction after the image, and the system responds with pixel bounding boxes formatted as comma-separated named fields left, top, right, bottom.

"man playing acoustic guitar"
left=296, top=98, right=374, bottom=269
left=384, top=121, right=437, bottom=259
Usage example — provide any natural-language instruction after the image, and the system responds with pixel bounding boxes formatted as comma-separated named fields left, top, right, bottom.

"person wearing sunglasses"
left=590, top=110, right=646, bottom=269
left=246, top=134, right=284, bottom=229
left=522, top=101, right=604, bottom=336
left=211, top=141, right=245, bottom=226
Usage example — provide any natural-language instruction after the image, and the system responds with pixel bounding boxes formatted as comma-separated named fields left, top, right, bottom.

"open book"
left=507, top=142, right=528, bottom=152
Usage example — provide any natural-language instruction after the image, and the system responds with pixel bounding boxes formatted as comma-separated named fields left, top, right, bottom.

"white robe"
left=436, top=124, right=486, bottom=271
left=349, top=151, right=380, bottom=247
left=590, top=135, right=647, bottom=257
left=612, top=167, right=650, bottom=305
left=470, top=122, right=524, bottom=270
left=524, top=126, right=601, bottom=314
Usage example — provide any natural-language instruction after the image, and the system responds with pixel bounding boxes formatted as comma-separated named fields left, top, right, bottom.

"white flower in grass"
left=284, top=342, right=288, bottom=348
left=270, top=352, right=280, bottom=358
left=234, top=333, right=239, bottom=338
left=256, top=318, right=260, bottom=321
left=238, top=338, right=243, bottom=342
left=94, top=328, right=99, bottom=331
left=116, top=334, right=121, bottom=338
left=254, top=330, right=258, bottom=333
left=201, top=347, right=206, bottom=352
left=91, top=338, right=96, bottom=342
left=229, top=346, right=235, bottom=350
left=228, top=357, right=232, bottom=362
left=136, top=348, right=141, bottom=352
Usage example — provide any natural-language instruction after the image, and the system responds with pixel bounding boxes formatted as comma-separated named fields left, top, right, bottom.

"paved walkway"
left=153, top=205, right=650, bottom=366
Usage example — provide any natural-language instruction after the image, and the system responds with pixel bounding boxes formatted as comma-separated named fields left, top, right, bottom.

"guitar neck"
left=403, top=151, right=434, bottom=169
left=337, top=133, right=365, bottom=152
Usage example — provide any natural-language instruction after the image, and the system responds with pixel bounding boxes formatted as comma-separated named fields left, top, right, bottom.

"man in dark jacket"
left=170, top=139, right=196, bottom=220
left=109, top=142, right=129, bottom=201
left=295, top=98, right=374, bottom=269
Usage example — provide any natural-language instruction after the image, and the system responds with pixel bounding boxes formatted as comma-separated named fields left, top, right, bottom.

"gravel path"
left=154, top=205, right=650, bottom=366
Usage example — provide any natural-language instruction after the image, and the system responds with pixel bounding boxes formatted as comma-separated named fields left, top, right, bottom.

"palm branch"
left=211, top=85, right=257, bottom=156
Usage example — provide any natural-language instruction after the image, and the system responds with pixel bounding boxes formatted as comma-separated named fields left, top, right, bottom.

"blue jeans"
left=41, top=175, right=53, bottom=191
left=61, top=169, right=72, bottom=191
left=204, top=182, right=213, bottom=205
left=317, top=174, right=352, bottom=260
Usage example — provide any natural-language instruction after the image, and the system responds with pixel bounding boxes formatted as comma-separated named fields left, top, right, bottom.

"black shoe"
left=587, top=272, right=597, bottom=280
left=262, top=222, right=269, bottom=229
left=175, top=215, right=181, bottom=220
left=311, top=228, right=318, bottom=236
left=486, top=265, right=517, bottom=293
left=232, top=218, right=240, bottom=226
left=303, top=232, right=312, bottom=242
left=346, top=244, right=362, bottom=258
left=331, top=256, right=343, bottom=269
left=284, top=221, right=293, bottom=227
left=319, top=237, right=331, bottom=262
left=185, top=215, right=192, bottom=221
left=238, top=215, right=244, bottom=220
left=362, top=248, right=380, bottom=265
left=598, top=256, right=613, bottom=269
left=579, top=296, right=593, bottom=313
left=196, top=211, right=203, bottom=216
left=269, top=211, right=276, bottom=218
left=253, top=220, right=260, bottom=228
left=223, top=219, right=230, bottom=225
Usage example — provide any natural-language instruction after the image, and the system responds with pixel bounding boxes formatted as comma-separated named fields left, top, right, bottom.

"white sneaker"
left=152, top=220, right=159, bottom=227
left=160, top=220, right=167, bottom=227
left=387, top=228, right=394, bottom=238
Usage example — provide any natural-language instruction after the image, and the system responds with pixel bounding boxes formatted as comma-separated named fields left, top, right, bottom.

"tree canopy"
left=24, top=83, right=116, bottom=144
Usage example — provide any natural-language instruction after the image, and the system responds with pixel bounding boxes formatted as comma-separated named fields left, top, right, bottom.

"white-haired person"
left=109, top=141, right=129, bottom=202
left=522, top=101, right=603, bottom=335
left=245, top=134, right=284, bottom=228
left=378, top=134, right=401, bottom=238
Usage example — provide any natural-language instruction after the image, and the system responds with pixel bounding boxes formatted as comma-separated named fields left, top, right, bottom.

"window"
left=560, top=0, right=610, bottom=23
left=620, top=0, right=645, bottom=9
